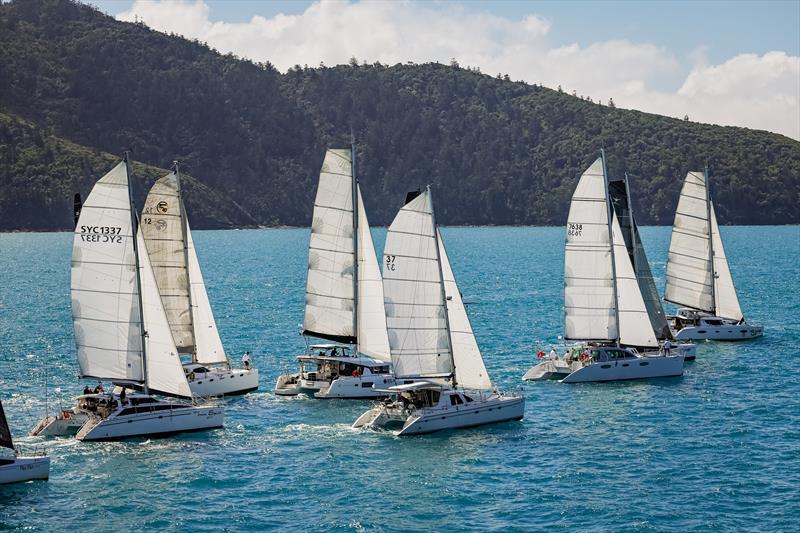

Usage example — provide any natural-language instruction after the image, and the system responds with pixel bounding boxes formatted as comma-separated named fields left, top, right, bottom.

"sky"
left=89, top=0, right=800, bottom=139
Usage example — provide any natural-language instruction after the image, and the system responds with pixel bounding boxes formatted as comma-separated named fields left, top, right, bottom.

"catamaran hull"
left=673, top=325, right=763, bottom=341
left=186, top=368, right=259, bottom=396
left=30, top=412, right=88, bottom=437
left=315, top=375, right=396, bottom=399
left=0, top=456, right=50, bottom=484
left=77, top=406, right=224, bottom=441
left=561, top=355, right=684, bottom=383
left=354, top=395, right=525, bottom=436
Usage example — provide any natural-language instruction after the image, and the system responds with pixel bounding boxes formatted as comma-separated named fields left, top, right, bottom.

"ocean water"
left=1, top=225, right=798, bottom=531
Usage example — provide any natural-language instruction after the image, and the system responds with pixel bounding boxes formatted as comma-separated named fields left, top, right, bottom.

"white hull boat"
left=30, top=409, right=88, bottom=437
left=0, top=455, right=51, bottom=484
left=353, top=384, right=524, bottom=436
left=275, top=345, right=394, bottom=398
left=354, top=188, right=524, bottom=434
left=664, top=169, right=763, bottom=341
left=523, top=347, right=684, bottom=383
left=1, top=398, right=50, bottom=484
left=73, top=393, right=223, bottom=441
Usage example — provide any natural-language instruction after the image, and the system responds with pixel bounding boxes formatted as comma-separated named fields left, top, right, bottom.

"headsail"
left=383, top=190, right=452, bottom=380
left=355, top=184, right=391, bottom=361
left=438, top=229, right=492, bottom=390
left=186, top=225, right=228, bottom=365
left=710, top=203, right=744, bottom=321
left=141, top=172, right=195, bottom=354
left=564, top=158, right=618, bottom=342
left=0, top=399, right=13, bottom=451
left=664, top=171, right=714, bottom=313
left=72, top=161, right=144, bottom=383
left=303, top=149, right=356, bottom=344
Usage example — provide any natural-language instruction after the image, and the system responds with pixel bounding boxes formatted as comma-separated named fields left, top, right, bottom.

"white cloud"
left=117, top=0, right=800, bottom=139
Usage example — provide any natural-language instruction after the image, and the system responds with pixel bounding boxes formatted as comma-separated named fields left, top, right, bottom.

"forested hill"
left=1, top=0, right=798, bottom=231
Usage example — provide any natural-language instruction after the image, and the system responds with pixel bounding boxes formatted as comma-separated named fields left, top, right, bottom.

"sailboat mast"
left=351, top=138, right=360, bottom=352
left=601, top=150, right=622, bottom=346
left=704, top=164, right=717, bottom=315
left=174, top=161, right=197, bottom=360
left=125, top=153, right=149, bottom=394
left=429, top=186, right=457, bottom=387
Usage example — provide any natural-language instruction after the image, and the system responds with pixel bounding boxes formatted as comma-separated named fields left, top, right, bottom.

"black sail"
left=0, top=399, right=14, bottom=450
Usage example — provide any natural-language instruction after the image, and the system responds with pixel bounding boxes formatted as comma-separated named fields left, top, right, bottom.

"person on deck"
left=663, top=339, right=672, bottom=356
left=93, top=382, right=104, bottom=394
left=83, top=385, right=92, bottom=395
left=549, top=347, right=558, bottom=360
left=242, top=351, right=251, bottom=370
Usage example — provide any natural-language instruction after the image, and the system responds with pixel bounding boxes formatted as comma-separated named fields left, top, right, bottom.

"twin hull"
left=673, top=324, right=763, bottom=341
left=77, top=405, right=224, bottom=441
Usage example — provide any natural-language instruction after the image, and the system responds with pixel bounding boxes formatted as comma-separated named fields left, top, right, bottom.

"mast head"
left=172, top=160, right=180, bottom=174
left=123, top=150, right=130, bottom=163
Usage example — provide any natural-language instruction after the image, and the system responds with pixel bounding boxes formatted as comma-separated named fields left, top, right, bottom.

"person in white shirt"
left=242, top=351, right=252, bottom=370
left=549, top=347, right=559, bottom=360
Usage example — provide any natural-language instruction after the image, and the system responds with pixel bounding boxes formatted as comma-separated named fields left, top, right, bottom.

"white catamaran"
left=275, top=147, right=395, bottom=398
left=141, top=164, right=259, bottom=395
left=353, top=188, right=525, bottom=435
left=0, top=398, right=50, bottom=484
left=32, top=158, right=223, bottom=440
left=523, top=153, right=689, bottom=383
left=664, top=168, right=763, bottom=341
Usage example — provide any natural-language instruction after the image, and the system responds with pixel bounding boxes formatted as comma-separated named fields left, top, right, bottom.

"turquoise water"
left=1, top=226, right=798, bottom=531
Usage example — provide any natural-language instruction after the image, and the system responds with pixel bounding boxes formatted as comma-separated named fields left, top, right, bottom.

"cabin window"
left=450, top=394, right=464, bottom=406
left=430, top=391, right=441, bottom=404
left=360, top=382, right=373, bottom=388
left=119, top=408, right=137, bottom=416
left=463, top=395, right=474, bottom=402
left=0, top=459, right=15, bottom=466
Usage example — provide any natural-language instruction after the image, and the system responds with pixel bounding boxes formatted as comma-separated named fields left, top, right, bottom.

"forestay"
left=710, top=203, right=743, bottom=321
left=141, top=173, right=194, bottom=353
left=438, top=230, right=492, bottom=390
left=356, top=185, right=391, bottom=361
left=303, top=149, right=356, bottom=343
left=383, top=190, right=452, bottom=379
left=186, top=225, right=228, bottom=365
left=665, top=171, right=714, bottom=312
left=564, top=158, right=618, bottom=342
left=72, top=162, right=144, bottom=383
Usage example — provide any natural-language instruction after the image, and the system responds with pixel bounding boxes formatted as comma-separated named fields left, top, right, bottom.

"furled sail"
left=665, top=171, right=714, bottom=312
left=710, top=203, right=744, bottom=321
left=137, top=227, right=193, bottom=398
left=355, top=185, right=391, bottom=361
left=141, top=172, right=194, bottom=353
left=438, top=229, right=492, bottom=390
left=72, top=161, right=144, bottom=383
left=303, top=149, right=356, bottom=344
left=609, top=178, right=672, bottom=340
left=0, top=400, right=13, bottom=451
left=383, top=190, right=452, bottom=379
left=611, top=213, right=658, bottom=347
left=563, top=158, right=618, bottom=342
left=186, top=225, right=228, bottom=365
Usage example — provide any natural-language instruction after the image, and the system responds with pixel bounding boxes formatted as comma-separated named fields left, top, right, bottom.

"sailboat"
left=140, top=164, right=259, bottom=395
left=352, top=188, right=525, bottom=435
left=32, top=157, right=223, bottom=440
left=275, top=147, right=395, bottom=399
left=0, top=398, right=50, bottom=484
left=664, top=168, right=763, bottom=341
left=523, top=153, right=688, bottom=383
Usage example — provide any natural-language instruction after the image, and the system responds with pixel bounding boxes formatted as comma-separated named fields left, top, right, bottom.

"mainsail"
left=438, top=229, right=492, bottom=390
left=383, top=190, right=452, bottom=380
left=72, top=160, right=192, bottom=398
left=142, top=170, right=228, bottom=365
left=564, top=158, right=617, bottom=342
left=302, top=148, right=390, bottom=360
left=0, top=399, right=13, bottom=451
left=665, top=170, right=744, bottom=320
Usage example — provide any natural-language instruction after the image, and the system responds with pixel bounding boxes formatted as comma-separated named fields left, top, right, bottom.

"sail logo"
left=156, top=201, right=169, bottom=214
left=155, top=219, right=167, bottom=231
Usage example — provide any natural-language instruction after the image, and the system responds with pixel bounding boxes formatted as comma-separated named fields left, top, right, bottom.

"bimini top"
left=387, top=380, right=447, bottom=392
left=296, top=354, right=388, bottom=367
left=309, top=344, right=351, bottom=350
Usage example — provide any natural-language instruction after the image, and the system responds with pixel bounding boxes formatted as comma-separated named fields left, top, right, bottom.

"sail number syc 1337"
left=79, top=226, right=123, bottom=243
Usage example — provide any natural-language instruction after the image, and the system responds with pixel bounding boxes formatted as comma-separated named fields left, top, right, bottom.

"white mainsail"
left=611, top=213, right=658, bottom=347
left=356, top=185, right=391, bottom=361
left=710, top=203, right=744, bottom=321
left=72, top=161, right=143, bottom=382
left=303, top=149, right=356, bottom=343
left=438, top=229, right=492, bottom=390
left=664, top=171, right=714, bottom=313
left=383, top=190, right=452, bottom=379
left=186, top=225, right=228, bottom=365
left=141, top=172, right=194, bottom=353
left=564, top=158, right=617, bottom=342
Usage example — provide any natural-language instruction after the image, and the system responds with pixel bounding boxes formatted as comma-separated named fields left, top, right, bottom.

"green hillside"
left=0, top=0, right=798, bottom=230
